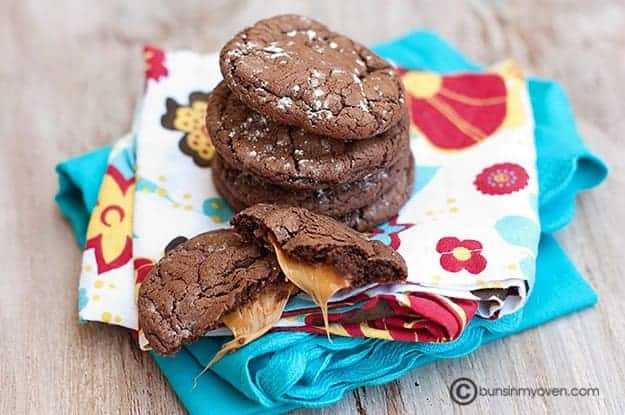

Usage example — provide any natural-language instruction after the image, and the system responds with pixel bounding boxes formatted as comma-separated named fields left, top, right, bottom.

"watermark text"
left=449, top=377, right=599, bottom=405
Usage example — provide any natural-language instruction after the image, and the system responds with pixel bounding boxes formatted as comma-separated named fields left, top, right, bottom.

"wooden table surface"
left=2, top=1, right=624, bottom=413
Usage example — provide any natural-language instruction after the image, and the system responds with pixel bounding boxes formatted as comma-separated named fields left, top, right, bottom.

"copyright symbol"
left=449, top=377, right=477, bottom=405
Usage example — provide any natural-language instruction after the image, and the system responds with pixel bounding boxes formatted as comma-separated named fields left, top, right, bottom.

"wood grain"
left=1, top=1, right=624, bottom=413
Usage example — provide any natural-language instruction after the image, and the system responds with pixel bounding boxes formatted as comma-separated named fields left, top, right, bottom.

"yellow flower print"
left=490, top=60, right=526, bottom=130
left=161, top=92, right=215, bottom=167
left=85, top=166, right=135, bottom=274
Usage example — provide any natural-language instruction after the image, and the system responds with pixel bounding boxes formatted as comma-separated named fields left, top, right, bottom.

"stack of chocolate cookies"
left=207, top=15, right=413, bottom=231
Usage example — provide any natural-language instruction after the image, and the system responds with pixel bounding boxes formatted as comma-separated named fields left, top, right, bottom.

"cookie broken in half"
left=231, top=204, right=408, bottom=329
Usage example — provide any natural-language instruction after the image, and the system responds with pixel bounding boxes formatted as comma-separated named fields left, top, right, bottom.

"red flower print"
left=134, top=257, right=155, bottom=300
left=436, top=237, right=487, bottom=274
left=144, top=45, right=168, bottom=82
left=474, top=162, right=528, bottom=195
left=397, top=68, right=507, bottom=151
left=134, top=257, right=155, bottom=284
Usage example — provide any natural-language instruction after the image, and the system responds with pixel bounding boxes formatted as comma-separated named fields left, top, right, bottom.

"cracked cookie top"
left=219, top=14, right=406, bottom=140
left=137, top=229, right=285, bottom=355
left=206, top=81, right=409, bottom=189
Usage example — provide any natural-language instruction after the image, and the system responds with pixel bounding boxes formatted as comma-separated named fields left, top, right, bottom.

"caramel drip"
left=271, top=239, right=350, bottom=337
left=194, top=283, right=293, bottom=384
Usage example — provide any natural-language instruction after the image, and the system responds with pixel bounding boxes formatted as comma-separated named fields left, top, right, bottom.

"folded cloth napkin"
left=56, top=31, right=607, bottom=413
left=134, top=48, right=539, bottom=323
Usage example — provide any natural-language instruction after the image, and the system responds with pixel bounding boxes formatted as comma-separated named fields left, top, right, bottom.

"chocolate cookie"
left=220, top=14, right=405, bottom=140
left=207, top=81, right=409, bottom=189
left=232, top=204, right=408, bottom=288
left=212, top=149, right=411, bottom=218
left=137, top=229, right=286, bottom=355
left=339, top=152, right=415, bottom=231
left=215, top=151, right=415, bottom=231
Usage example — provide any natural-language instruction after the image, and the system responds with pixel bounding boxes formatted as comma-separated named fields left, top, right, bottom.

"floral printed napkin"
left=77, top=46, right=539, bottom=349
left=381, top=62, right=539, bottom=317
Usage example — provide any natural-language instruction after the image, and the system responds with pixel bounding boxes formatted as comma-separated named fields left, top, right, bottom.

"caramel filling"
left=196, top=235, right=352, bottom=383
left=197, top=283, right=293, bottom=381
left=271, top=239, right=351, bottom=336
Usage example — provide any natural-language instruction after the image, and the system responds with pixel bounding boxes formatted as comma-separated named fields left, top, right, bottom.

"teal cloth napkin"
left=56, top=31, right=607, bottom=414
